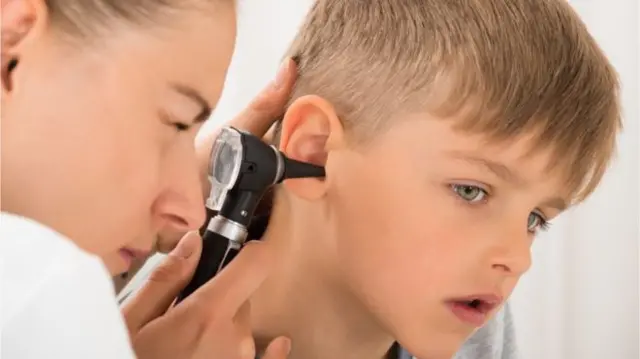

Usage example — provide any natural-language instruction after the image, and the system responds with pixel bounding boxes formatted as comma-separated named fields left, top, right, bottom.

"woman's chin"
left=102, top=252, right=129, bottom=276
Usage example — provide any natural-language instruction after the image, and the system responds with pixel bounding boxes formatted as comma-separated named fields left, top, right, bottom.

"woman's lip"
left=123, top=247, right=150, bottom=259
left=118, top=247, right=150, bottom=267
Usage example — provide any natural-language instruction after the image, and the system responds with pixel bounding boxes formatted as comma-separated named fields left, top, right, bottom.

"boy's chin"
left=397, top=327, right=472, bottom=359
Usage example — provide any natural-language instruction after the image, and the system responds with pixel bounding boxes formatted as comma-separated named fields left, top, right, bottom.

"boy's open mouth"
left=445, top=294, right=502, bottom=327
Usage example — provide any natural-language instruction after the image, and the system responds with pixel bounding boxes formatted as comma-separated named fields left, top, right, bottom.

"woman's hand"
left=122, top=232, right=291, bottom=359
left=195, top=56, right=298, bottom=196
left=156, top=57, right=297, bottom=254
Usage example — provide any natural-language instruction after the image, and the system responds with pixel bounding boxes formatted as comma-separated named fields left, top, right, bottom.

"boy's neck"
left=249, top=200, right=396, bottom=359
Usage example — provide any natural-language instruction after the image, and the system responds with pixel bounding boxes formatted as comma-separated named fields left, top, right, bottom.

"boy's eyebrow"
left=446, top=150, right=568, bottom=211
left=445, top=150, right=525, bottom=185
left=170, top=83, right=212, bottom=123
left=541, top=197, right=568, bottom=212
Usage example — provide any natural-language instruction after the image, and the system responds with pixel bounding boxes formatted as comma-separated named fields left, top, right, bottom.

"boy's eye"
left=451, top=184, right=487, bottom=203
left=527, top=212, right=550, bottom=233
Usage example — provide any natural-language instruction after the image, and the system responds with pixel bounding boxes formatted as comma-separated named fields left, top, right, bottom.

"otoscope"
left=175, top=126, right=325, bottom=303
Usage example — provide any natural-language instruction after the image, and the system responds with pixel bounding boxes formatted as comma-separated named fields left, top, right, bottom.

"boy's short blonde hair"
left=277, top=0, right=621, bottom=204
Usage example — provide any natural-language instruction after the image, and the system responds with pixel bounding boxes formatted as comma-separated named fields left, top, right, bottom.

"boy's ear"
left=1, top=0, right=49, bottom=95
left=278, top=95, right=345, bottom=200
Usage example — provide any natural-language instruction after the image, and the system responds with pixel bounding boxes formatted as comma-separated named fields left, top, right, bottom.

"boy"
left=123, top=1, right=621, bottom=358
left=255, top=1, right=620, bottom=358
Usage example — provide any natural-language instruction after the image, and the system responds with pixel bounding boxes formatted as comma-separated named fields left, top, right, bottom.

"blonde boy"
left=120, top=1, right=620, bottom=358
left=254, top=1, right=621, bottom=358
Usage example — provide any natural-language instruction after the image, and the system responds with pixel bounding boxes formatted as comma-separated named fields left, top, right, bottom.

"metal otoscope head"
left=207, top=126, right=325, bottom=228
left=175, top=126, right=325, bottom=304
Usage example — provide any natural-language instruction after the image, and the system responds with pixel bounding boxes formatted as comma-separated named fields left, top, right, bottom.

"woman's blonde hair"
left=45, top=0, right=229, bottom=40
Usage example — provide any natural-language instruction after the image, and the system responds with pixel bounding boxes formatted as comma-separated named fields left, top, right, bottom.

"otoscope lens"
left=213, top=142, right=239, bottom=186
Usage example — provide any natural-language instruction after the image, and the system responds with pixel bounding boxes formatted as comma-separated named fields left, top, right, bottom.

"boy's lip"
left=444, top=293, right=503, bottom=327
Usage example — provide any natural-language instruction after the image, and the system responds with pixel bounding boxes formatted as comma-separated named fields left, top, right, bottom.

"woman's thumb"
left=262, top=337, right=292, bottom=359
left=121, top=231, right=202, bottom=334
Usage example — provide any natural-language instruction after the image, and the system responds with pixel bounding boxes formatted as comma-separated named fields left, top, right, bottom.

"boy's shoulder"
left=399, top=303, right=518, bottom=359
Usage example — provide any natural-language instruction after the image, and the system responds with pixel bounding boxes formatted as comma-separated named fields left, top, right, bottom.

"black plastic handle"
left=175, top=229, right=240, bottom=304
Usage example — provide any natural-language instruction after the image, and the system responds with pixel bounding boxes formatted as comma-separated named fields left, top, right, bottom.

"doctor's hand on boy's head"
left=122, top=232, right=291, bottom=359
left=194, top=57, right=298, bottom=197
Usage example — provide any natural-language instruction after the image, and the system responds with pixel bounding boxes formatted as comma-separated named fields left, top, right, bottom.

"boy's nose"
left=490, top=228, right=533, bottom=277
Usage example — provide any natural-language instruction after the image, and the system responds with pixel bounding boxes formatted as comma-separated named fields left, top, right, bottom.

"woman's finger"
left=187, top=241, right=274, bottom=317
left=229, top=57, right=298, bottom=137
left=261, top=336, right=292, bottom=359
left=122, top=232, right=202, bottom=333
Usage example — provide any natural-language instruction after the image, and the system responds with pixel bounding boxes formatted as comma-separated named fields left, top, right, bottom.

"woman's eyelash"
left=159, top=110, right=191, bottom=132
left=173, top=122, right=190, bottom=132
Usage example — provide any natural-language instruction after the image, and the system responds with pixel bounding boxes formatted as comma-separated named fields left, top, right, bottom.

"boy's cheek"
left=348, top=252, right=478, bottom=359
left=330, top=193, right=490, bottom=356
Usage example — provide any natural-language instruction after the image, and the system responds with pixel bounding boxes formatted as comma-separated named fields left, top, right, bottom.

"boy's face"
left=324, top=115, right=568, bottom=358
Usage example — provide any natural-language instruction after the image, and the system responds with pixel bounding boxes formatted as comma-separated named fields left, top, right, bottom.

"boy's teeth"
left=461, top=299, right=485, bottom=310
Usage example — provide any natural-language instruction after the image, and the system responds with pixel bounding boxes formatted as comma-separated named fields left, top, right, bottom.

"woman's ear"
left=1, top=0, right=49, bottom=94
left=278, top=95, right=345, bottom=200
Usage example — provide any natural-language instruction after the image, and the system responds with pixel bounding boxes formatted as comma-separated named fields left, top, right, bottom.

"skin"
left=248, top=95, right=571, bottom=359
left=1, top=0, right=236, bottom=275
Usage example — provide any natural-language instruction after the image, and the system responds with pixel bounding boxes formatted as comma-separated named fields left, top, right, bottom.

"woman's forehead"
left=92, top=8, right=236, bottom=105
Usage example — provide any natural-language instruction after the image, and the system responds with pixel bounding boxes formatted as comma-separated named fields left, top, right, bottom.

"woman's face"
left=1, top=1, right=237, bottom=274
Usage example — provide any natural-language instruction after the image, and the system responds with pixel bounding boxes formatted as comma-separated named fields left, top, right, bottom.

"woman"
left=1, top=0, right=294, bottom=358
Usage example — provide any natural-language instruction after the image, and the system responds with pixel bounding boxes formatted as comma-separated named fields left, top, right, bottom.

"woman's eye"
left=159, top=110, right=191, bottom=133
left=173, top=122, right=190, bottom=132
left=527, top=212, right=550, bottom=233
left=451, top=184, right=488, bottom=203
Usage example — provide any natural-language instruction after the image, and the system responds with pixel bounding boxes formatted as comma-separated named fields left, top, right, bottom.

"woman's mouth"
left=118, top=247, right=150, bottom=268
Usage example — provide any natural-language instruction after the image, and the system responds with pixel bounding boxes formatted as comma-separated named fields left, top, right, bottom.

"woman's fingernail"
left=170, top=232, right=199, bottom=259
left=239, top=337, right=256, bottom=359
left=273, top=58, right=292, bottom=90
left=282, top=337, right=292, bottom=355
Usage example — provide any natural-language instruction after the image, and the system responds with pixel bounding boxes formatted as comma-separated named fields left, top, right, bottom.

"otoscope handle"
left=175, top=225, right=242, bottom=304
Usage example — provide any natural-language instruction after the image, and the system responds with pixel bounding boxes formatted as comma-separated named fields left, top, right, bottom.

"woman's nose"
left=153, top=152, right=207, bottom=233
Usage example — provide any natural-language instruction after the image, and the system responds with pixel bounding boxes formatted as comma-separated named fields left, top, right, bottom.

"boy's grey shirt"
left=118, top=254, right=519, bottom=359
left=398, top=303, right=518, bottom=359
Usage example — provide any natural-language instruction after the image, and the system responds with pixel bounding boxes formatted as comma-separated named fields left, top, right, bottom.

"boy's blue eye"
left=451, top=184, right=487, bottom=203
left=527, top=212, right=550, bottom=233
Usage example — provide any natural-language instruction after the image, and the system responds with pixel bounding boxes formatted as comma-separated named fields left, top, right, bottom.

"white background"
left=200, top=1, right=640, bottom=358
